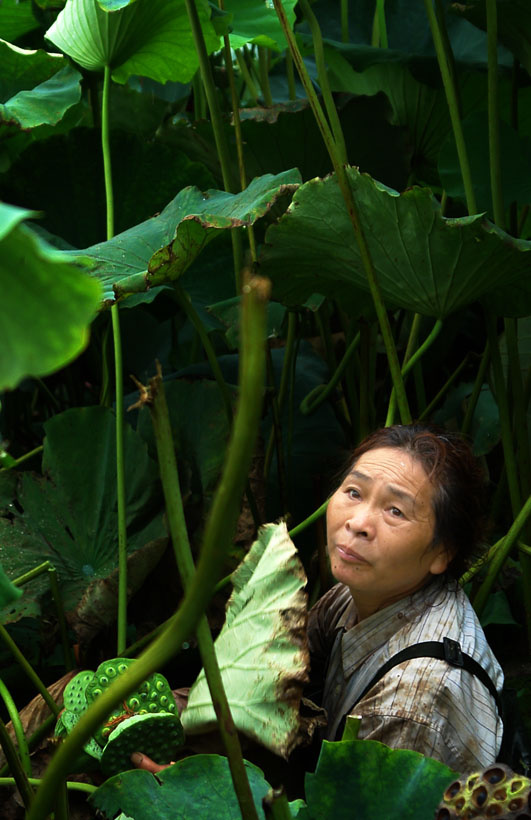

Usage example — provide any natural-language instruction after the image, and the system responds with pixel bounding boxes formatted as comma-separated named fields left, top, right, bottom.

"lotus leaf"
left=90, top=754, right=270, bottom=819
left=0, top=0, right=39, bottom=41
left=0, top=406, right=165, bottom=624
left=303, top=739, right=457, bottom=820
left=260, top=167, right=531, bottom=318
left=182, top=522, right=309, bottom=758
left=454, top=0, right=531, bottom=77
left=66, top=169, right=301, bottom=303
left=0, top=202, right=101, bottom=391
left=223, top=0, right=297, bottom=51
left=46, top=0, right=220, bottom=85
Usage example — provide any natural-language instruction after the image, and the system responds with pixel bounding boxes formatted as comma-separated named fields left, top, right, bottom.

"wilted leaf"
left=303, top=739, right=457, bottom=820
left=0, top=406, right=165, bottom=624
left=261, top=167, right=531, bottom=318
left=0, top=202, right=101, bottom=391
left=91, top=755, right=270, bottom=818
left=182, top=522, right=310, bottom=758
left=46, top=0, right=220, bottom=85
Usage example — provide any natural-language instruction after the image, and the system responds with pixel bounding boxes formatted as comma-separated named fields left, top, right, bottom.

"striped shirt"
left=307, top=579, right=503, bottom=773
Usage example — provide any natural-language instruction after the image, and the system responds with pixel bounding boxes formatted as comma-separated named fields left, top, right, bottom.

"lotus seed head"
left=140, top=692, right=147, bottom=700
left=160, top=696, right=168, bottom=706
left=92, top=687, right=102, bottom=697
left=149, top=703, right=158, bottom=712
left=156, top=680, right=164, bottom=691
left=106, top=666, right=116, bottom=677
left=99, top=675, right=109, bottom=686
left=118, top=663, right=128, bottom=673
left=129, top=697, right=140, bottom=709
left=168, top=703, right=175, bottom=712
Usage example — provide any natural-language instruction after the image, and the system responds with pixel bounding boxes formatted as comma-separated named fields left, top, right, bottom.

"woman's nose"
left=345, top=504, right=376, bottom=536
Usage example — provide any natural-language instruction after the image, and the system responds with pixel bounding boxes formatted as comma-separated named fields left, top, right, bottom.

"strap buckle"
left=443, top=637, right=464, bottom=667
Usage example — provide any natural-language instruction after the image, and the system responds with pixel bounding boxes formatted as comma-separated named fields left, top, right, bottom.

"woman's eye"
left=389, top=506, right=403, bottom=518
left=347, top=488, right=360, bottom=500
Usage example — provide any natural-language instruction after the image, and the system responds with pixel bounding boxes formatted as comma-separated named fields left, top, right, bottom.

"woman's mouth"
left=336, top=545, right=369, bottom=563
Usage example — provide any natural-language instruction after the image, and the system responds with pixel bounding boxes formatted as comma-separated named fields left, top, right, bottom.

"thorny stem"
left=273, top=0, right=410, bottom=423
left=27, top=275, right=270, bottom=820
left=146, top=363, right=260, bottom=820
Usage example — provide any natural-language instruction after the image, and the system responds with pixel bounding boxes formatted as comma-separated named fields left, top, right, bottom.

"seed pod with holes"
left=435, top=763, right=531, bottom=819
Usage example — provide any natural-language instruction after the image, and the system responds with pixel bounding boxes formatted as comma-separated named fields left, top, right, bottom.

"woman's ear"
left=429, top=544, right=452, bottom=576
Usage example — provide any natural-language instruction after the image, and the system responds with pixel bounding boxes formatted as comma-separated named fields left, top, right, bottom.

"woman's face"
left=326, top=447, right=450, bottom=620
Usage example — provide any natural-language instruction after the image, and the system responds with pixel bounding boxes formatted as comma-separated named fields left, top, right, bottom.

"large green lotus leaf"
left=224, top=0, right=297, bottom=51
left=90, top=754, right=269, bottom=819
left=45, top=0, right=219, bottom=85
left=454, top=0, right=531, bottom=76
left=0, top=41, right=67, bottom=103
left=1, top=62, right=82, bottom=135
left=68, top=170, right=301, bottom=302
left=303, top=739, right=457, bottom=820
left=260, top=167, right=531, bottom=318
left=0, top=0, right=39, bottom=41
left=182, top=522, right=309, bottom=758
left=0, top=203, right=101, bottom=391
left=0, top=406, right=165, bottom=622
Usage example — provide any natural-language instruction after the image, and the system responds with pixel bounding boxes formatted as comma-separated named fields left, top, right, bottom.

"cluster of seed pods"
left=55, top=657, right=184, bottom=775
left=435, top=763, right=531, bottom=819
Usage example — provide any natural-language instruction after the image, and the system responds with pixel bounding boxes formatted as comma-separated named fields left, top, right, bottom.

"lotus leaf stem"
left=461, top=341, right=490, bottom=437
left=0, top=679, right=31, bottom=776
left=473, top=494, right=531, bottom=616
left=0, top=777, right=96, bottom=794
left=13, top=560, right=51, bottom=587
left=504, top=318, right=531, bottom=497
left=486, top=0, right=505, bottom=229
left=485, top=312, right=521, bottom=517
left=0, top=625, right=59, bottom=717
left=27, top=274, right=270, bottom=820
left=1, top=445, right=43, bottom=471
left=289, top=499, right=329, bottom=539
left=264, top=312, right=298, bottom=477
left=300, top=332, right=361, bottom=416
left=258, top=46, right=273, bottom=106
left=0, top=718, right=33, bottom=809
left=386, top=319, right=443, bottom=426
left=340, top=0, right=349, bottom=42
left=285, top=50, right=296, bottom=99
left=375, top=0, right=388, bottom=48
left=263, top=786, right=292, bottom=820
left=460, top=536, right=503, bottom=585
left=418, top=353, right=469, bottom=421
left=423, top=0, right=477, bottom=215
left=236, top=49, right=259, bottom=105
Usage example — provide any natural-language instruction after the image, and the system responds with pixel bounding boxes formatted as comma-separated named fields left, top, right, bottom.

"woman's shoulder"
left=308, top=583, right=355, bottom=639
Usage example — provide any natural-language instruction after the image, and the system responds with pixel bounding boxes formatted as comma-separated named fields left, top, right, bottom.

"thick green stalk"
left=258, top=46, right=273, bottom=106
left=0, top=719, right=33, bottom=809
left=423, top=0, right=477, bottom=214
left=340, top=0, right=349, bottom=43
left=0, top=625, right=59, bottom=717
left=0, top=444, right=43, bottom=471
left=473, top=494, right=531, bottom=616
left=0, top=778, right=95, bottom=795
left=265, top=349, right=289, bottom=511
left=375, top=0, right=388, bottom=48
left=0, top=679, right=31, bottom=776
left=299, top=0, right=348, bottom=165
left=0, top=715, right=57, bottom=780
left=485, top=312, right=521, bottom=517
left=300, top=332, right=361, bottom=415
left=102, top=64, right=128, bottom=655
left=285, top=49, right=296, bottom=99
left=461, top=341, right=490, bottom=437
left=236, top=49, right=259, bottom=104
left=486, top=0, right=505, bottom=229
left=192, top=69, right=207, bottom=120
left=289, top=499, right=329, bottom=539
left=184, top=0, right=244, bottom=292
left=147, top=364, right=259, bottom=820
left=264, top=312, right=298, bottom=478
left=274, top=0, right=410, bottom=423
left=385, top=319, right=443, bottom=426
left=27, top=276, right=270, bottom=820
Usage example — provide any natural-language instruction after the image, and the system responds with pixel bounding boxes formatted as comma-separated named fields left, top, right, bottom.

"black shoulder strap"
left=353, top=637, right=502, bottom=714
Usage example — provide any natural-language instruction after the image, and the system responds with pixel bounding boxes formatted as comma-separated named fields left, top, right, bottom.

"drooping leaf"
left=224, top=0, right=297, bottom=51
left=0, top=406, right=165, bottom=624
left=0, top=202, right=101, bottom=391
left=91, top=754, right=270, bottom=819
left=303, top=739, right=457, bottom=820
left=260, top=167, right=531, bottom=319
left=66, top=170, right=301, bottom=302
left=182, top=522, right=310, bottom=758
left=46, top=0, right=220, bottom=85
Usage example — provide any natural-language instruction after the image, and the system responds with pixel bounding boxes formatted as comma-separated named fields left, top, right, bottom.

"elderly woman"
left=307, top=423, right=503, bottom=773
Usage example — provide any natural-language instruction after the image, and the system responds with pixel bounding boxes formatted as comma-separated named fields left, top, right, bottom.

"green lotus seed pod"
left=128, top=697, right=140, bottom=710
left=99, top=675, right=109, bottom=686
left=106, top=665, right=117, bottom=677
left=100, top=713, right=185, bottom=777
left=435, top=763, right=531, bottom=819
